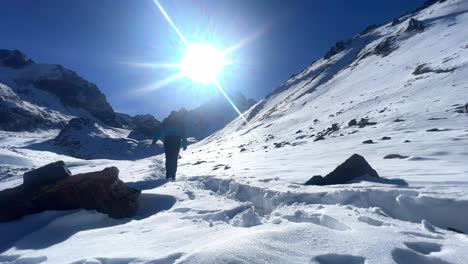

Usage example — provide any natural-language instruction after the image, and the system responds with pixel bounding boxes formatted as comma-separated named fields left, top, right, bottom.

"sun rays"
left=125, top=0, right=268, bottom=125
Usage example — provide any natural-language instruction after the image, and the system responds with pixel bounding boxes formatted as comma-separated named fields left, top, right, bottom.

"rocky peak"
left=0, top=49, right=34, bottom=69
left=32, top=64, right=119, bottom=127
left=324, top=39, right=351, bottom=60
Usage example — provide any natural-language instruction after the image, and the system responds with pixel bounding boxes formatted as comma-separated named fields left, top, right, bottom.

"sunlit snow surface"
left=1, top=1, right=468, bottom=263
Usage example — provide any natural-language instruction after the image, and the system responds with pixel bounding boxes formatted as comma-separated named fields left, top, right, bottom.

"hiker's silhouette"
left=152, top=113, right=188, bottom=180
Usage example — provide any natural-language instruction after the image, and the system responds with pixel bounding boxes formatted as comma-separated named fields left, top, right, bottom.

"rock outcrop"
left=0, top=162, right=140, bottom=222
left=406, top=18, right=425, bottom=32
left=305, top=154, right=379, bottom=186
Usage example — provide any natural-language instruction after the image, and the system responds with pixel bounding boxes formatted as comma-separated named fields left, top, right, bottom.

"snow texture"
left=1, top=0, right=468, bottom=263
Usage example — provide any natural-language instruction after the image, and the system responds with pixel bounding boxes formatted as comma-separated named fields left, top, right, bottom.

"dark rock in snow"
left=374, top=36, right=398, bottom=57
left=240, top=147, right=247, bottom=152
left=406, top=18, right=425, bottom=32
left=357, top=118, right=377, bottom=128
left=23, top=161, right=71, bottom=191
left=454, top=103, right=468, bottom=113
left=404, top=140, right=411, bottom=143
left=306, top=175, right=326, bottom=186
left=0, top=166, right=141, bottom=222
left=394, top=118, right=405, bottom=122
left=314, top=133, right=325, bottom=142
left=362, top=139, right=375, bottom=144
left=305, top=154, right=379, bottom=186
left=427, top=128, right=449, bottom=132
left=274, top=141, right=291, bottom=148
left=381, top=136, right=392, bottom=140
left=295, top=130, right=303, bottom=134
left=384, top=154, right=409, bottom=159
left=361, top=24, right=379, bottom=35
left=391, top=18, right=402, bottom=26
left=413, top=64, right=456, bottom=75
left=447, top=227, right=466, bottom=234
left=348, top=119, right=357, bottom=126
left=324, top=40, right=351, bottom=59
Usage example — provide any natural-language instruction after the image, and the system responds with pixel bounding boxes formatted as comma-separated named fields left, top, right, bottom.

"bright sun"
left=180, top=44, right=226, bottom=84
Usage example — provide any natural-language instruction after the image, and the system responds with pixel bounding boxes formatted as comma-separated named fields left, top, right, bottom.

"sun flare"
left=180, top=44, right=226, bottom=84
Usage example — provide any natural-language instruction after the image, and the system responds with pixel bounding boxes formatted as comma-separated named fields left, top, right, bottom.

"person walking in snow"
left=152, top=113, right=188, bottom=180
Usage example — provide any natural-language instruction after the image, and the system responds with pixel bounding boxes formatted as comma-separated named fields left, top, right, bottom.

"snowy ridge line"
left=189, top=176, right=468, bottom=233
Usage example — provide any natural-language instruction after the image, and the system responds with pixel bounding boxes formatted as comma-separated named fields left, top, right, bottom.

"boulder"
left=0, top=166, right=141, bottom=222
left=23, top=161, right=71, bottom=191
left=357, top=118, right=377, bottom=128
left=383, top=154, right=409, bottom=159
left=305, top=154, right=379, bottom=186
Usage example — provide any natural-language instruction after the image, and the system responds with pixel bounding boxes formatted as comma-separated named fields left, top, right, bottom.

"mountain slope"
left=197, top=0, right=468, bottom=183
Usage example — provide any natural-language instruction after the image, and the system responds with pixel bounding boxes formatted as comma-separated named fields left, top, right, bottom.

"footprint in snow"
left=357, top=216, right=390, bottom=227
left=285, top=213, right=351, bottom=231
left=391, top=247, right=450, bottom=264
left=311, top=254, right=365, bottom=264
left=400, top=231, right=443, bottom=240
left=403, top=241, right=442, bottom=255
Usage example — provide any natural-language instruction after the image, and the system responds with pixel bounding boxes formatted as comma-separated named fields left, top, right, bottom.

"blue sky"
left=0, top=0, right=424, bottom=119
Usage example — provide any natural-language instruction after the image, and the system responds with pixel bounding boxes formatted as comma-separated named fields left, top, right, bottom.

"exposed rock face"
left=33, top=65, right=118, bottom=127
left=406, top=18, right=425, bottom=32
left=23, top=161, right=71, bottom=191
left=0, top=49, right=34, bottom=68
left=305, top=154, right=379, bottom=185
left=0, top=164, right=141, bottom=222
left=324, top=40, right=351, bottom=59
left=413, top=64, right=456, bottom=75
left=374, top=36, right=398, bottom=57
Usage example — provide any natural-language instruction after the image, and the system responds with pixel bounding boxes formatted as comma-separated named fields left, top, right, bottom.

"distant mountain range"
left=0, top=49, right=255, bottom=138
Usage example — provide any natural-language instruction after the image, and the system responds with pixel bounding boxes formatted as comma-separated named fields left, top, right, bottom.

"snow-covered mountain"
left=1, top=0, right=468, bottom=263
left=0, top=49, right=120, bottom=131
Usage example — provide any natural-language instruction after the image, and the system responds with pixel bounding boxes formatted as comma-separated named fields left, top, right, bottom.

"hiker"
left=152, top=114, right=188, bottom=180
